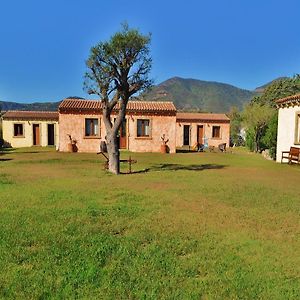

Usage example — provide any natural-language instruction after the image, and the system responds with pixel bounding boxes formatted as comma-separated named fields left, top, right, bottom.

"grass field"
left=0, top=147, right=300, bottom=299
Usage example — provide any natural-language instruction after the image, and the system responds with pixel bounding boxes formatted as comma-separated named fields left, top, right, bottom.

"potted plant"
left=67, top=134, right=78, bottom=152
left=161, top=134, right=169, bottom=153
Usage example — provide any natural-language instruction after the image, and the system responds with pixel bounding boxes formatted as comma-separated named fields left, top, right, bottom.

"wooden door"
left=33, top=124, right=40, bottom=146
left=197, top=125, right=204, bottom=144
left=119, top=119, right=127, bottom=149
left=48, top=124, right=55, bottom=146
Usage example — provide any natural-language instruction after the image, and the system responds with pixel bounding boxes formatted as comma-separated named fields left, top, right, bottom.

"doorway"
left=183, top=125, right=190, bottom=146
left=119, top=119, right=127, bottom=149
left=48, top=124, right=55, bottom=146
left=197, top=125, right=204, bottom=144
left=33, top=124, right=40, bottom=146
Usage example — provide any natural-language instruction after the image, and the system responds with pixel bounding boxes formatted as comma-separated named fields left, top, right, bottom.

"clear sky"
left=1, top=0, right=300, bottom=103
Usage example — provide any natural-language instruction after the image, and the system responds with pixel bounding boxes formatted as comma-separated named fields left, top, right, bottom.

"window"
left=14, top=123, right=24, bottom=137
left=137, top=119, right=150, bottom=137
left=212, top=126, right=221, bottom=138
left=295, top=113, right=300, bottom=144
left=85, top=118, right=99, bottom=137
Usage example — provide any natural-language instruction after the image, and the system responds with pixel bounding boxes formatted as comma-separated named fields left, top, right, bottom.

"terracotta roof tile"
left=59, top=98, right=176, bottom=114
left=2, top=110, right=58, bottom=121
left=176, top=112, right=230, bottom=122
left=275, top=93, right=300, bottom=107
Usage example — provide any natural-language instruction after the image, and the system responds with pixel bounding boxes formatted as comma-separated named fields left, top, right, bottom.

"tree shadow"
left=124, top=163, right=226, bottom=174
left=150, top=163, right=226, bottom=171
left=0, top=158, right=13, bottom=162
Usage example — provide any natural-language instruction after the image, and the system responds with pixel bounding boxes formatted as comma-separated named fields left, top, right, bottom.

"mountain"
left=143, top=77, right=257, bottom=113
left=0, top=77, right=287, bottom=114
left=0, top=100, right=61, bottom=112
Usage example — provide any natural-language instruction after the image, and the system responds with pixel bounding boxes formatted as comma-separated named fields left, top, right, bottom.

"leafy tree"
left=243, top=103, right=275, bottom=153
left=228, top=106, right=243, bottom=146
left=252, top=74, right=300, bottom=107
left=84, top=24, right=152, bottom=174
left=244, top=75, right=300, bottom=157
left=261, top=113, right=278, bottom=159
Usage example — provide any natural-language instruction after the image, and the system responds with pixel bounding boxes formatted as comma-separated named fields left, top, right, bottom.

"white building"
left=276, top=94, right=300, bottom=162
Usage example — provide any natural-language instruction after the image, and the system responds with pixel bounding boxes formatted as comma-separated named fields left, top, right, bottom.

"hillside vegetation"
left=0, top=101, right=60, bottom=112
left=143, top=77, right=256, bottom=112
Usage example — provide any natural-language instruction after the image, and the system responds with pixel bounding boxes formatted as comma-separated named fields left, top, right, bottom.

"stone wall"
left=59, top=112, right=177, bottom=153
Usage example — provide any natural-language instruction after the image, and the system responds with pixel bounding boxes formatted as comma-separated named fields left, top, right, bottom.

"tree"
left=228, top=106, right=242, bottom=146
left=244, top=75, right=300, bottom=156
left=84, top=24, right=152, bottom=174
left=243, top=103, right=275, bottom=153
left=252, top=74, right=300, bottom=107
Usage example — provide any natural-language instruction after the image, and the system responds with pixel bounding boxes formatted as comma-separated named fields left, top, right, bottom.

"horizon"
left=1, top=0, right=300, bottom=103
left=0, top=75, right=285, bottom=104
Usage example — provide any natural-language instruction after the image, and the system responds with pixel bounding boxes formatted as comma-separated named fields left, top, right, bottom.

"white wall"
left=276, top=106, right=300, bottom=162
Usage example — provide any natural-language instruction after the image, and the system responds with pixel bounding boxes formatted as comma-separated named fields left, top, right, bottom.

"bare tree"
left=84, top=24, right=152, bottom=174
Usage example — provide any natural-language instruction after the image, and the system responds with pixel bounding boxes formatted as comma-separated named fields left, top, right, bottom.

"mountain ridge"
left=0, top=77, right=284, bottom=113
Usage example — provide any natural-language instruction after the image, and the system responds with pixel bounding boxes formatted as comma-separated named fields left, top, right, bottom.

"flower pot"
left=161, top=144, right=167, bottom=153
left=67, top=143, right=73, bottom=152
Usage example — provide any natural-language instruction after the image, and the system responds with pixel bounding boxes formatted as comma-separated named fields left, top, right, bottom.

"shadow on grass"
left=176, top=149, right=195, bottom=153
left=0, top=158, right=13, bottom=162
left=124, top=163, right=226, bottom=174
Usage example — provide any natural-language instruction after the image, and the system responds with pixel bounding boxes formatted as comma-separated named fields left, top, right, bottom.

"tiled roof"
left=176, top=112, right=230, bottom=122
left=2, top=110, right=58, bottom=121
left=59, top=98, right=176, bottom=114
left=276, top=93, right=300, bottom=107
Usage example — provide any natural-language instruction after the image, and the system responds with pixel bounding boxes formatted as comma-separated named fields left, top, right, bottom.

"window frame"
left=136, top=118, right=151, bottom=138
left=13, top=123, right=25, bottom=138
left=84, top=117, right=101, bottom=138
left=212, top=125, right=221, bottom=139
left=294, top=112, right=300, bottom=145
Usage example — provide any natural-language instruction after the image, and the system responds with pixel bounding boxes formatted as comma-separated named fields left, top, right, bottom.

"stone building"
left=1, top=99, right=231, bottom=153
left=58, top=98, right=177, bottom=153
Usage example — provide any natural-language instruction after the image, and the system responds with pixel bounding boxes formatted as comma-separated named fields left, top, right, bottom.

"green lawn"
left=0, top=148, right=299, bottom=299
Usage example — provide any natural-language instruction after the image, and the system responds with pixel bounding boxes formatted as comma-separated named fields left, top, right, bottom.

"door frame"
left=183, top=125, right=190, bottom=146
left=197, top=125, right=204, bottom=144
left=47, top=123, right=55, bottom=146
left=32, top=123, right=41, bottom=146
left=119, top=119, right=127, bottom=149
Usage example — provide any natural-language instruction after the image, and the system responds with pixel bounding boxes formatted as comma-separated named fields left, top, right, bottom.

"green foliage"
left=0, top=100, right=60, bottom=111
left=84, top=23, right=152, bottom=99
left=261, top=114, right=278, bottom=159
left=252, top=74, right=300, bottom=107
left=228, top=106, right=243, bottom=146
left=244, top=75, right=300, bottom=156
left=245, top=127, right=255, bottom=151
left=243, top=103, right=276, bottom=152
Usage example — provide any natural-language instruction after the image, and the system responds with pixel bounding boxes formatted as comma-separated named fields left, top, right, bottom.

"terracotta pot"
left=67, top=143, right=73, bottom=152
left=161, top=144, right=167, bottom=153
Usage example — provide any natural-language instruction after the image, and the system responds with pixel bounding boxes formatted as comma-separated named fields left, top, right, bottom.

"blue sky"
left=1, top=0, right=300, bottom=103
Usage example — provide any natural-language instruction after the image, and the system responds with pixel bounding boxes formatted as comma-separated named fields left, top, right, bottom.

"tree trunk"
left=106, top=133, right=120, bottom=174
left=254, top=130, right=261, bottom=153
